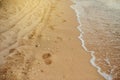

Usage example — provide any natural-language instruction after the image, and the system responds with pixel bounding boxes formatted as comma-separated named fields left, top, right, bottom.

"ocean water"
left=71, top=0, right=120, bottom=80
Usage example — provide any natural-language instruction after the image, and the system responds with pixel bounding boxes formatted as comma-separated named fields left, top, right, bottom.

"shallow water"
left=71, top=0, right=120, bottom=80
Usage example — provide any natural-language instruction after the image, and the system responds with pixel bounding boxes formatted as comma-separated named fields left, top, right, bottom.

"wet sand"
left=0, top=0, right=105, bottom=80
left=72, top=0, right=120, bottom=80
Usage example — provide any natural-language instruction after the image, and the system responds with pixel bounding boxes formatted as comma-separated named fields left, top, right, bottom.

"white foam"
left=70, top=1, right=113, bottom=80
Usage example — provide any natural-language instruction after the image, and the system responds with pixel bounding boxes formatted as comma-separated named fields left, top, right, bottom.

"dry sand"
left=0, top=0, right=105, bottom=80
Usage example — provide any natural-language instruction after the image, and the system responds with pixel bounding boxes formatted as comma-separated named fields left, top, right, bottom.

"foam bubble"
left=70, top=0, right=113, bottom=80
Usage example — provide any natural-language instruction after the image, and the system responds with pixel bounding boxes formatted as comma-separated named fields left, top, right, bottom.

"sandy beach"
left=0, top=0, right=105, bottom=80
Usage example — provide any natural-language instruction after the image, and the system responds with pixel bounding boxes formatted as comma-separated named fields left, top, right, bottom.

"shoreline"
left=0, top=0, right=105, bottom=79
left=71, top=1, right=112, bottom=80
left=71, top=0, right=120, bottom=80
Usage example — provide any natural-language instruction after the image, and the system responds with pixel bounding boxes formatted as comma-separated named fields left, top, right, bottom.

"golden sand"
left=0, top=0, right=105, bottom=80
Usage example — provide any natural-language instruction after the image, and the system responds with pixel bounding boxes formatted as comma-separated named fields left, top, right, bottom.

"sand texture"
left=0, top=0, right=105, bottom=80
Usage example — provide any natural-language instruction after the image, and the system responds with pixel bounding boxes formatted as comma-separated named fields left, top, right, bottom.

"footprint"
left=42, top=53, right=52, bottom=65
left=42, top=53, right=51, bottom=59
left=44, top=59, right=52, bottom=65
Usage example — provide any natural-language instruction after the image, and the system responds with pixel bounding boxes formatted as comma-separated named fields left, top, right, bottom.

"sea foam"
left=70, top=0, right=114, bottom=80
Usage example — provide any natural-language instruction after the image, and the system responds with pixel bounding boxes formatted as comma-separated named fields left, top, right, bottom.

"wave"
left=70, top=0, right=120, bottom=80
left=70, top=4, right=112, bottom=80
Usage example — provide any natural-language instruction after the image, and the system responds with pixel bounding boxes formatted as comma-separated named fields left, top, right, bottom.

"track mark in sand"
left=62, top=19, right=67, bottom=23
left=0, top=0, right=55, bottom=53
left=0, top=48, right=36, bottom=80
left=57, top=36, right=63, bottom=41
left=0, top=0, right=58, bottom=79
left=42, top=53, right=52, bottom=65
left=0, top=0, right=41, bottom=33
left=9, top=48, right=16, bottom=53
left=40, top=69, right=44, bottom=73
left=49, top=25, right=55, bottom=30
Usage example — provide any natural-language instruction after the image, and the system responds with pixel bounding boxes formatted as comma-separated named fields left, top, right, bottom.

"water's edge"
left=70, top=1, right=112, bottom=80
